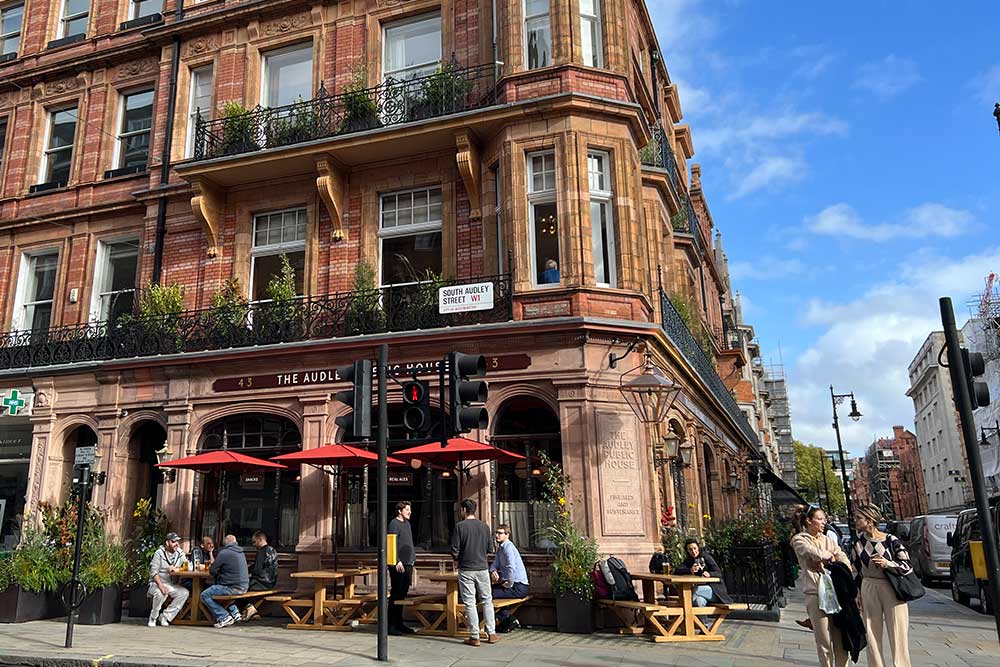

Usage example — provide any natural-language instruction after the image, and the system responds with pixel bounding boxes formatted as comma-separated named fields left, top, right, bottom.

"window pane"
left=2, top=34, right=18, bottom=55
left=526, top=0, right=548, bottom=17
left=124, top=90, right=154, bottom=132
left=0, top=120, right=6, bottom=160
left=581, top=17, right=600, bottom=67
left=65, top=15, right=88, bottom=36
left=134, top=0, right=161, bottom=18
left=265, top=44, right=313, bottom=107
left=191, top=66, right=213, bottom=114
left=108, top=244, right=138, bottom=292
left=380, top=232, right=442, bottom=285
left=120, top=133, right=149, bottom=168
left=26, top=303, right=52, bottom=331
left=532, top=202, right=559, bottom=285
left=384, top=14, right=441, bottom=77
left=587, top=153, right=606, bottom=191
left=47, top=148, right=72, bottom=184
left=2, top=5, right=22, bottom=35
left=32, top=255, right=58, bottom=301
left=579, top=0, right=596, bottom=15
left=591, top=200, right=615, bottom=285
left=50, top=109, right=77, bottom=149
left=251, top=251, right=305, bottom=300
left=526, top=17, right=551, bottom=69
left=65, top=0, right=88, bottom=16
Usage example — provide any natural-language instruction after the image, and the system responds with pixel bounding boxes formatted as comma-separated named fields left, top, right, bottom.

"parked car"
left=949, top=501, right=999, bottom=614
left=831, top=522, right=852, bottom=551
left=886, top=519, right=912, bottom=542
left=908, top=514, right=957, bottom=584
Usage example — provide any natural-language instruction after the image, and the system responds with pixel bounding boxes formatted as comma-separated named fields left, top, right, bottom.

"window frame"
left=249, top=207, right=307, bottom=303
left=579, top=0, right=603, bottom=68
left=90, top=237, right=139, bottom=323
left=523, top=0, right=551, bottom=70
left=185, top=64, right=214, bottom=158
left=114, top=88, right=154, bottom=171
left=377, top=185, right=444, bottom=288
left=587, top=149, right=616, bottom=287
left=13, top=250, right=60, bottom=332
left=127, top=0, right=161, bottom=21
left=57, top=0, right=89, bottom=40
left=0, top=1, right=23, bottom=57
left=381, top=11, right=442, bottom=83
left=260, top=41, right=314, bottom=109
left=526, top=150, right=559, bottom=288
left=0, top=116, right=8, bottom=176
left=38, top=105, right=78, bottom=186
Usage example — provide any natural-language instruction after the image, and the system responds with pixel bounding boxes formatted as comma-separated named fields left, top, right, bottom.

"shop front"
left=0, top=388, right=33, bottom=551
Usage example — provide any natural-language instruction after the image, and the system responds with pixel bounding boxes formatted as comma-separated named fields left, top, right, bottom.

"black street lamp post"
left=831, top=386, right=862, bottom=540
left=994, top=102, right=1000, bottom=136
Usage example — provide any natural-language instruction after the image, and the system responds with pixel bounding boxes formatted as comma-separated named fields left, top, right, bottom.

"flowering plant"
left=39, top=500, right=129, bottom=589
left=126, top=498, right=168, bottom=585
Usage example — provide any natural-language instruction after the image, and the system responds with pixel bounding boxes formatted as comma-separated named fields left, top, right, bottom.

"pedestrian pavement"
left=0, top=585, right=996, bottom=666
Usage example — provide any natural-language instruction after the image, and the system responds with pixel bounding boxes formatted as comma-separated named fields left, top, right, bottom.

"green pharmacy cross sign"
left=2, top=390, right=26, bottom=416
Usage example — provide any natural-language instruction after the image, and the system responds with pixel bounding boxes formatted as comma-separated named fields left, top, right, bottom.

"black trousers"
left=492, top=581, right=529, bottom=622
left=388, top=565, right=413, bottom=629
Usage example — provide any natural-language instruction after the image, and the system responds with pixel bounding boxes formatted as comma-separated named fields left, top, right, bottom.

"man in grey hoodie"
left=147, top=532, right=189, bottom=627
left=200, top=534, right=249, bottom=628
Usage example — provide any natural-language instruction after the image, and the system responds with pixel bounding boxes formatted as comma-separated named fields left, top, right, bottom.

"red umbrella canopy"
left=271, top=444, right=405, bottom=468
left=393, top=438, right=526, bottom=465
left=156, top=450, right=287, bottom=472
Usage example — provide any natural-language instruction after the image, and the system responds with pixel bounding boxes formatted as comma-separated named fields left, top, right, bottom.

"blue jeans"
left=692, top=585, right=714, bottom=607
left=201, top=584, right=246, bottom=622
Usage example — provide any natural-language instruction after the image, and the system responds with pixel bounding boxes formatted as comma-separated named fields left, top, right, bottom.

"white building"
left=960, top=319, right=1000, bottom=496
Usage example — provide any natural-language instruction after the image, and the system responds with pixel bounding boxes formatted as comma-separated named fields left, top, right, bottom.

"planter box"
left=76, top=584, right=122, bottom=625
left=0, top=587, right=60, bottom=623
left=555, top=592, right=594, bottom=634
left=127, top=583, right=152, bottom=618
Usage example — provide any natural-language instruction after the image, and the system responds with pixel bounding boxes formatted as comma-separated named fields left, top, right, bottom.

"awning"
left=759, top=465, right=808, bottom=507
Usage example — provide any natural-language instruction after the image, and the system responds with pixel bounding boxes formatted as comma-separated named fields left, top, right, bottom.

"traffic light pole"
left=376, top=344, right=389, bottom=661
left=940, top=297, right=1000, bottom=640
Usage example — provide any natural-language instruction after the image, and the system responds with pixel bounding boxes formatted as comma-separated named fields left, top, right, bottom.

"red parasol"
left=156, top=450, right=287, bottom=471
left=393, top=437, right=526, bottom=465
left=271, top=443, right=405, bottom=467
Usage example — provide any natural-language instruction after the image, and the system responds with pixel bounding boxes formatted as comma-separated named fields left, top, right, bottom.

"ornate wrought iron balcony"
left=640, top=123, right=681, bottom=194
left=0, top=274, right=512, bottom=371
left=193, top=61, right=498, bottom=161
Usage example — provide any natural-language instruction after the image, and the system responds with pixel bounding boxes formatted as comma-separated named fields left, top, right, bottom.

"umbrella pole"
left=218, top=470, right=226, bottom=542
left=333, top=464, right=340, bottom=571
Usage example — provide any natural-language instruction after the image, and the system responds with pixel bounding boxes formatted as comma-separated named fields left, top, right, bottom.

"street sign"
left=438, top=282, right=494, bottom=314
left=74, top=447, right=96, bottom=466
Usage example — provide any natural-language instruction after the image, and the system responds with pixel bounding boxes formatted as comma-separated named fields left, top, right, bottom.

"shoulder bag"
left=883, top=536, right=925, bottom=602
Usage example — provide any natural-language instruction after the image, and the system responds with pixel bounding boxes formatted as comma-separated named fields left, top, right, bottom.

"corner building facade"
left=0, top=0, right=768, bottom=584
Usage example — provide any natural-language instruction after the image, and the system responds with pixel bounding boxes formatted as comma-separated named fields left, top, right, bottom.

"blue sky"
left=647, top=1, right=1000, bottom=455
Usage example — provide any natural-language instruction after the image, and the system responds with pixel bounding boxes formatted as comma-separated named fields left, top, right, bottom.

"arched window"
left=492, top=396, right=561, bottom=550
left=197, top=413, right=301, bottom=549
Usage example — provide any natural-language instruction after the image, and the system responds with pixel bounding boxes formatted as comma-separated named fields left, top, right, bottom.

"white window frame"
left=250, top=207, right=307, bottom=303
left=587, top=150, right=616, bottom=287
left=377, top=186, right=443, bottom=288
left=260, top=42, right=313, bottom=109
left=114, top=88, right=153, bottom=170
left=579, top=0, right=603, bottom=68
left=523, top=0, right=551, bottom=70
left=38, top=106, right=77, bottom=185
left=382, top=12, right=442, bottom=82
left=90, top=237, right=138, bottom=323
left=127, top=0, right=161, bottom=20
left=0, top=2, right=23, bottom=56
left=12, top=250, right=59, bottom=332
left=56, top=0, right=89, bottom=39
left=527, top=150, right=558, bottom=288
left=185, top=65, right=214, bottom=158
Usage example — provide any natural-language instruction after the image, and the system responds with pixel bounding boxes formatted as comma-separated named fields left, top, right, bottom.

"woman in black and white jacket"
left=850, top=504, right=912, bottom=667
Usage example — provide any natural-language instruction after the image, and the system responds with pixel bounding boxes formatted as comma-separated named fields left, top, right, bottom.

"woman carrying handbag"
left=851, top=504, right=917, bottom=667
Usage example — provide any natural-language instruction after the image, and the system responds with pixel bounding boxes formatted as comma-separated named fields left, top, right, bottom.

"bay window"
left=379, top=187, right=443, bottom=286
left=527, top=152, right=559, bottom=287
left=587, top=150, right=617, bottom=287
left=524, top=0, right=551, bottom=70
left=580, top=0, right=603, bottom=68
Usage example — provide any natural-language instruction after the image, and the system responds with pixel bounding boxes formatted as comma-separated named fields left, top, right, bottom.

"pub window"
left=14, top=251, right=59, bottom=332
left=0, top=2, right=23, bottom=58
left=250, top=208, right=306, bottom=302
left=57, top=0, right=89, bottom=39
left=39, top=106, right=77, bottom=187
left=524, top=0, right=551, bottom=69
left=527, top=151, right=559, bottom=287
left=587, top=150, right=616, bottom=287
left=91, top=239, right=138, bottom=323
left=115, top=89, right=154, bottom=171
left=185, top=65, right=214, bottom=157
left=128, top=0, right=161, bottom=20
left=579, top=0, right=603, bottom=68
left=379, top=186, right=443, bottom=286
left=262, top=42, right=312, bottom=108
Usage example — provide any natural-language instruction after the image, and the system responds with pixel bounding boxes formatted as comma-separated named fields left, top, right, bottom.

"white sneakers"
left=213, top=615, right=236, bottom=628
left=159, top=615, right=170, bottom=627
left=148, top=614, right=169, bottom=628
left=147, top=619, right=156, bottom=628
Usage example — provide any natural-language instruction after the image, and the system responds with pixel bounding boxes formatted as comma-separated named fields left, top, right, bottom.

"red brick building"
left=0, top=0, right=773, bottom=584
left=852, top=426, right=926, bottom=521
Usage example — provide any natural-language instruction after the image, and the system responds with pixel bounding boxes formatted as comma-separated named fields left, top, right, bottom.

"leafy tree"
left=793, top=440, right=847, bottom=519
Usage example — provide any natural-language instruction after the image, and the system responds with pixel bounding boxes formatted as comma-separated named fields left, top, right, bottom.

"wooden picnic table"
left=284, top=568, right=374, bottom=631
left=425, top=572, right=460, bottom=637
left=172, top=569, right=212, bottom=626
left=399, top=572, right=530, bottom=637
left=623, top=572, right=739, bottom=642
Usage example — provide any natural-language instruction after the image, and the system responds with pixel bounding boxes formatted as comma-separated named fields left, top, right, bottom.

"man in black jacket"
left=241, top=531, right=278, bottom=621
left=388, top=501, right=416, bottom=635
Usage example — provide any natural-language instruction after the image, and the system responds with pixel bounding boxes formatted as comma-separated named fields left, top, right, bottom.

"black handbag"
left=883, top=536, right=925, bottom=602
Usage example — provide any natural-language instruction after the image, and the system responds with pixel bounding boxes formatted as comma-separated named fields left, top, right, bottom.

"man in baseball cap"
left=147, top=532, right=189, bottom=627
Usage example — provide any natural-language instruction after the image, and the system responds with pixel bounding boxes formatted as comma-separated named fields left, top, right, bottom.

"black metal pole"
left=376, top=344, right=389, bottom=661
left=64, top=465, right=89, bottom=649
left=821, top=455, right=831, bottom=514
left=831, top=387, right=857, bottom=542
left=940, top=297, right=1000, bottom=640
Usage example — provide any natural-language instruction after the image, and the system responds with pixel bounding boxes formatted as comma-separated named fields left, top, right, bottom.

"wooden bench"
left=208, top=590, right=288, bottom=620
left=399, top=595, right=531, bottom=635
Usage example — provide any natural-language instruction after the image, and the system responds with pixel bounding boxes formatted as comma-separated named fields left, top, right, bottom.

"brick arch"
left=487, top=383, right=559, bottom=421
left=116, top=410, right=168, bottom=443
left=190, top=403, right=304, bottom=448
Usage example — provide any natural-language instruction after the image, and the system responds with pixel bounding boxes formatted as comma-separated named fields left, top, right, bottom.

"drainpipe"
left=650, top=49, right=662, bottom=122
left=151, top=2, right=185, bottom=283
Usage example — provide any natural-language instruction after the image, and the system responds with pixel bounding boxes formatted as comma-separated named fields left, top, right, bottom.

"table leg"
left=313, top=582, right=327, bottom=627
left=642, top=579, right=656, bottom=603
left=446, top=582, right=458, bottom=636
left=343, top=576, right=356, bottom=600
left=191, top=577, right=203, bottom=624
left=681, top=585, right=694, bottom=637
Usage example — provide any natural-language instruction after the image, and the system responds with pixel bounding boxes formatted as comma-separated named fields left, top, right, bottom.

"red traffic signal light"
left=402, top=380, right=432, bottom=434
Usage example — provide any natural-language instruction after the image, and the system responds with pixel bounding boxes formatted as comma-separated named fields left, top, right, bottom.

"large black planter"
left=0, top=587, right=61, bottom=623
left=555, top=592, right=594, bottom=634
left=76, top=584, right=122, bottom=625
left=127, top=583, right=152, bottom=618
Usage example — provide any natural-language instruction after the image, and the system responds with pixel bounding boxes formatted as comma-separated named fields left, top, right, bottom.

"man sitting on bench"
left=489, top=524, right=528, bottom=633
left=201, top=534, right=249, bottom=628
left=241, top=530, right=278, bottom=621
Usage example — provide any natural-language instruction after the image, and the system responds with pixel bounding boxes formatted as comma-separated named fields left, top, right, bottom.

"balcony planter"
left=127, top=582, right=152, bottom=618
left=75, top=583, right=122, bottom=625
left=0, top=587, right=61, bottom=623
left=555, top=592, right=594, bottom=634
left=339, top=84, right=382, bottom=134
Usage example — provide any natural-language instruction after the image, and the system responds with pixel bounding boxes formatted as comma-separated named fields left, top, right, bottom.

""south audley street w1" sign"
left=438, top=282, right=494, bottom=314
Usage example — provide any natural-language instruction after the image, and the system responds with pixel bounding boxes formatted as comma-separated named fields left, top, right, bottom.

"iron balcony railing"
left=193, top=60, right=498, bottom=160
left=0, top=274, right=513, bottom=371
left=659, top=287, right=760, bottom=449
left=640, top=123, right=681, bottom=194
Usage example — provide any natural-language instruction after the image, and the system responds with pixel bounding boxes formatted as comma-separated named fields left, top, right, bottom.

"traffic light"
left=448, top=352, right=488, bottom=434
left=334, top=359, right=373, bottom=439
left=962, top=348, right=991, bottom=408
left=402, top=380, right=432, bottom=436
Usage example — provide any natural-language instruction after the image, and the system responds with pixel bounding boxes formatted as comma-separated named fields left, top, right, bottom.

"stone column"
left=159, top=403, right=193, bottom=538
left=296, top=394, right=332, bottom=570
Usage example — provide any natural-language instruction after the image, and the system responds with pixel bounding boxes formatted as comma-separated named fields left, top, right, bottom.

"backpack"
left=603, top=555, right=639, bottom=601
left=591, top=562, right=611, bottom=599
left=648, top=551, right=668, bottom=574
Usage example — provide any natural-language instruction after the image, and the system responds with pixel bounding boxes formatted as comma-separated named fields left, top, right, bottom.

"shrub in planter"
left=0, top=528, right=66, bottom=623
left=267, top=98, right=321, bottom=147
left=409, top=61, right=471, bottom=121
left=209, top=277, right=249, bottom=347
left=219, top=101, right=259, bottom=155
left=125, top=498, right=168, bottom=617
left=344, top=261, right=385, bottom=336
left=339, top=69, right=381, bottom=134
left=76, top=534, right=128, bottom=625
left=138, top=283, right=185, bottom=353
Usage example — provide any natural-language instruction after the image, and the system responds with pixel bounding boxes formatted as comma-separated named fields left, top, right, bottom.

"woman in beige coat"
left=790, top=505, right=853, bottom=667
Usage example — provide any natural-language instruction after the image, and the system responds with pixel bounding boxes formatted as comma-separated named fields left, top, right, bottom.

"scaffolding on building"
left=867, top=443, right=900, bottom=520
left=763, top=363, right=798, bottom=489
left=968, top=272, right=1000, bottom=361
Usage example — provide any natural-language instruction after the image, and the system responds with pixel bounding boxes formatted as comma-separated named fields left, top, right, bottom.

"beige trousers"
left=861, top=578, right=911, bottom=667
left=805, top=593, right=849, bottom=667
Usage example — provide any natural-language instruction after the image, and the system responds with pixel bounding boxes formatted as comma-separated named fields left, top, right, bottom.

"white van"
left=908, top=514, right=958, bottom=583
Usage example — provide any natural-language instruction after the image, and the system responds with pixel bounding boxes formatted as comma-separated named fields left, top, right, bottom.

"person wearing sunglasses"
left=489, top=524, right=529, bottom=633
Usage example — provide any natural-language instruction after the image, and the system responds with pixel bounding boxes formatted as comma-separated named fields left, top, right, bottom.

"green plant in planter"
left=126, top=498, right=168, bottom=586
left=80, top=533, right=129, bottom=591
left=411, top=62, right=471, bottom=120
left=219, top=101, right=259, bottom=155
left=268, top=97, right=321, bottom=147
left=345, top=261, right=385, bottom=335
left=0, top=528, right=64, bottom=593
left=262, top=254, right=300, bottom=338
left=339, top=67, right=381, bottom=134
left=139, top=283, right=185, bottom=353
left=209, top=277, right=249, bottom=345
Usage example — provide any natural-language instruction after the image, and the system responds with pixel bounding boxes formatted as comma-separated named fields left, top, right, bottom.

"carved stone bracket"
left=316, top=157, right=346, bottom=242
left=455, top=130, right=481, bottom=219
left=190, top=177, right=223, bottom=257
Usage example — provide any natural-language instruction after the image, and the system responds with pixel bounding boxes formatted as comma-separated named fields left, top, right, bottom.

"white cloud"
left=805, top=203, right=973, bottom=242
left=730, top=258, right=804, bottom=281
left=853, top=55, right=922, bottom=98
left=728, top=155, right=806, bottom=200
left=966, top=64, right=1000, bottom=104
left=697, top=111, right=847, bottom=155
left=789, top=247, right=1000, bottom=455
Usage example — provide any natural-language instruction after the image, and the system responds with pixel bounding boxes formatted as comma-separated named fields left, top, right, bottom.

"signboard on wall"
left=0, top=389, right=32, bottom=417
left=438, top=282, right=494, bottom=314
left=596, top=411, right=645, bottom=536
